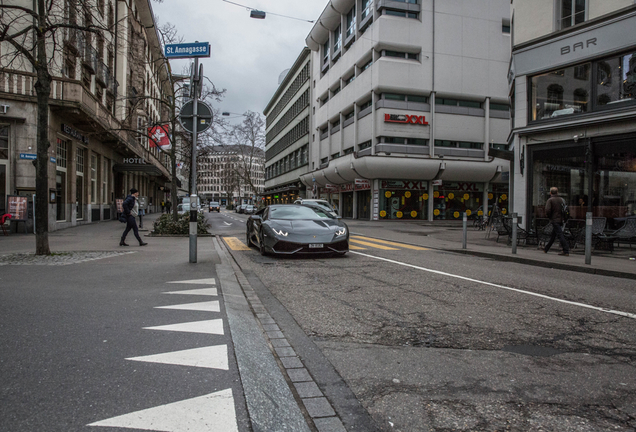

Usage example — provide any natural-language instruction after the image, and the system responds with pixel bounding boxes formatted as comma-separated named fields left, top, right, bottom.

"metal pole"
left=462, top=212, right=467, bottom=249
left=189, top=58, right=199, bottom=264
left=585, top=211, right=592, bottom=265
left=511, top=212, right=518, bottom=254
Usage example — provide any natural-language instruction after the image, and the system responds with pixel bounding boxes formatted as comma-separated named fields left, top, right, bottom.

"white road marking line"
left=87, top=388, right=238, bottom=431
left=224, top=221, right=232, bottom=226
left=144, top=319, right=224, bottom=335
left=156, top=301, right=220, bottom=312
left=163, top=288, right=218, bottom=296
left=126, top=345, right=229, bottom=369
left=166, top=278, right=216, bottom=285
left=351, top=251, right=636, bottom=320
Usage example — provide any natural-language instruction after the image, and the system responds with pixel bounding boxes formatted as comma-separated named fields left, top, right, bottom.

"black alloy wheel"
left=246, top=228, right=252, bottom=247
left=259, top=230, right=267, bottom=256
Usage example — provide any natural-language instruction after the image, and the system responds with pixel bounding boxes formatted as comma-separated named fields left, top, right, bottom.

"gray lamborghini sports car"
left=246, top=204, right=349, bottom=255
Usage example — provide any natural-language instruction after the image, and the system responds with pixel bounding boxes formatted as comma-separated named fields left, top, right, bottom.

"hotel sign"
left=384, top=114, right=429, bottom=125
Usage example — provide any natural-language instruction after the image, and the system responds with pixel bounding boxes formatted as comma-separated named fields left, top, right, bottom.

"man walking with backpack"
left=120, top=188, right=148, bottom=247
left=544, top=187, right=570, bottom=256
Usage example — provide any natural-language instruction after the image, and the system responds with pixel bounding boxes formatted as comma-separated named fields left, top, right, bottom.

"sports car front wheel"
left=259, top=231, right=267, bottom=256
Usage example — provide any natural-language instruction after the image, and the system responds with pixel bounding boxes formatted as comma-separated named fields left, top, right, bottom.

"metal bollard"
left=462, top=212, right=467, bottom=249
left=511, top=212, right=518, bottom=254
left=585, top=212, right=592, bottom=265
left=189, top=194, right=198, bottom=263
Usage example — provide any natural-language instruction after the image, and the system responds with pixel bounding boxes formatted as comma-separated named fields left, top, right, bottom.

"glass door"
left=76, top=175, right=83, bottom=219
left=0, top=165, right=6, bottom=215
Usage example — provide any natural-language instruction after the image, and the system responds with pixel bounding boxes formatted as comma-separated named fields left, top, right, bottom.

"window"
left=384, top=93, right=406, bottom=101
left=346, top=5, right=356, bottom=38
left=502, top=24, right=511, bottom=33
left=558, top=0, right=585, bottom=30
left=344, top=147, right=354, bottom=155
left=333, top=25, right=341, bottom=53
left=361, top=0, right=373, bottom=20
left=345, top=74, right=355, bottom=86
left=359, top=100, right=372, bottom=111
left=102, top=158, right=109, bottom=204
left=435, top=140, right=483, bottom=149
left=56, top=139, right=69, bottom=221
left=490, top=103, right=510, bottom=111
left=90, top=154, right=97, bottom=204
left=596, top=52, right=635, bottom=107
left=321, top=157, right=329, bottom=165
left=384, top=10, right=419, bottom=19
left=530, top=63, right=591, bottom=120
left=360, top=59, right=373, bottom=72
left=435, top=98, right=481, bottom=108
left=358, top=141, right=372, bottom=150
left=344, top=111, right=355, bottom=120
left=323, top=39, right=330, bottom=66
left=0, top=126, right=8, bottom=159
left=331, top=152, right=340, bottom=159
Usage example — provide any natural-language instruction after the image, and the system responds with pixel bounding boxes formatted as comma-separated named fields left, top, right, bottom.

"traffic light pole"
left=190, top=57, right=200, bottom=263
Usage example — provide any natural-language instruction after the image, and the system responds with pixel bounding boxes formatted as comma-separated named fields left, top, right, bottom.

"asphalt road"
left=213, top=209, right=636, bottom=431
left=0, top=233, right=251, bottom=432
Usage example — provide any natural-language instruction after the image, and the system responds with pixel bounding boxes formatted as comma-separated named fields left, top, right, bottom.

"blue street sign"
left=165, top=42, right=210, bottom=59
left=50, top=157, right=56, bottom=163
left=19, top=153, right=37, bottom=160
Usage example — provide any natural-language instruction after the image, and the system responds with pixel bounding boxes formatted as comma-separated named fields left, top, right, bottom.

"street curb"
left=449, top=249, right=636, bottom=280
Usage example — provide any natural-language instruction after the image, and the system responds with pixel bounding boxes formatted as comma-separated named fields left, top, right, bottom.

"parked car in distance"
left=209, top=201, right=220, bottom=212
left=177, top=203, right=203, bottom=215
left=294, top=199, right=338, bottom=214
left=246, top=204, right=349, bottom=256
left=243, top=205, right=255, bottom=214
left=238, top=204, right=248, bottom=214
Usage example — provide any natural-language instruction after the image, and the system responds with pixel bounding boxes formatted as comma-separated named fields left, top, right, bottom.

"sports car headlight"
left=272, top=228, right=288, bottom=237
left=335, top=227, right=347, bottom=236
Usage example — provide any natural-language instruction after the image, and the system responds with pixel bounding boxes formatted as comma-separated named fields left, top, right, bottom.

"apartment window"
left=384, top=93, right=406, bottom=101
left=435, top=98, right=481, bottom=108
left=345, top=74, right=355, bottom=85
left=435, top=140, right=483, bottom=149
left=332, top=85, right=341, bottom=96
left=0, top=126, right=8, bottom=159
left=360, top=59, right=373, bottom=72
left=331, top=152, right=340, bottom=159
left=344, top=147, right=354, bottom=155
left=333, top=25, right=341, bottom=53
left=361, top=0, right=373, bottom=20
left=359, top=100, right=372, bottom=111
left=502, top=24, right=511, bottom=34
left=359, top=141, right=372, bottom=150
left=385, top=10, right=418, bottom=19
left=346, top=5, right=356, bottom=38
left=323, top=40, right=330, bottom=66
left=558, top=0, right=585, bottom=30
left=490, top=103, right=510, bottom=111
left=321, top=157, right=329, bottom=165
left=344, top=111, right=355, bottom=120
left=409, top=95, right=428, bottom=103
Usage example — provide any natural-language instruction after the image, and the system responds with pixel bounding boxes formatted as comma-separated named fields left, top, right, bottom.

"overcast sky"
left=152, top=0, right=327, bottom=121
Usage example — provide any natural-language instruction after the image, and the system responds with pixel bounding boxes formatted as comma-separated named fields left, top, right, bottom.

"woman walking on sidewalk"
left=120, top=188, right=148, bottom=247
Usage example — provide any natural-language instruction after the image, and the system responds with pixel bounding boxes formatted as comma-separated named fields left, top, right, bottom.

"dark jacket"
left=122, top=195, right=135, bottom=216
left=545, top=195, right=565, bottom=223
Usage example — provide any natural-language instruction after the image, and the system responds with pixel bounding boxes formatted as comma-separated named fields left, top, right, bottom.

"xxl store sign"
left=384, top=114, right=429, bottom=125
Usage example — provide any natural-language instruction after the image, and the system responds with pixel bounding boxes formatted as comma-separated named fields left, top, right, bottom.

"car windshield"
left=269, top=205, right=335, bottom=220
left=211, top=202, right=219, bottom=205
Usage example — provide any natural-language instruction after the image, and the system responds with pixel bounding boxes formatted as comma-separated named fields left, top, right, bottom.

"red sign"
left=148, top=124, right=170, bottom=148
left=384, top=114, right=429, bottom=125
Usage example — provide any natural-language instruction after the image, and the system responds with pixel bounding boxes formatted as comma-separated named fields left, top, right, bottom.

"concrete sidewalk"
left=346, top=219, right=636, bottom=280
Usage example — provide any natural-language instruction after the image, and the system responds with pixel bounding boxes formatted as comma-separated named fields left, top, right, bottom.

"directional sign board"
left=165, top=42, right=210, bottom=59
left=179, top=100, right=213, bottom=134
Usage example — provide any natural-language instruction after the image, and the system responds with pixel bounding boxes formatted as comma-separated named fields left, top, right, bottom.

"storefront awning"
left=113, top=163, right=165, bottom=177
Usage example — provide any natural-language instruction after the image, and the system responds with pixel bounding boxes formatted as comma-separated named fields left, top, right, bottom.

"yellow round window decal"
left=423, top=193, right=429, bottom=200
left=433, top=191, right=440, bottom=198
left=405, top=191, right=411, bottom=198
left=448, top=193, right=455, bottom=200
left=502, top=208, right=507, bottom=214
left=380, top=210, right=387, bottom=217
left=488, top=193, right=493, bottom=200
left=463, top=193, right=469, bottom=200
left=396, top=211, right=403, bottom=218
left=410, top=210, right=417, bottom=218
left=466, top=210, right=472, bottom=216
left=453, top=211, right=460, bottom=218
left=433, top=209, right=440, bottom=216
left=478, top=210, right=483, bottom=216
left=385, top=191, right=392, bottom=198
left=501, top=194, right=508, bottom=201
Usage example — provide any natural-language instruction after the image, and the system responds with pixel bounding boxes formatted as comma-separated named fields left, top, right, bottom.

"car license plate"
left=309, top=243, right=324, bottom=248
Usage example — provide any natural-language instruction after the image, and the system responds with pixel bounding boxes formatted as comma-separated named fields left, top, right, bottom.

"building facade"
left=198, top=146, right=265, bottom=206
left=0, top=0, right=172, bottom=232
left=263, top=48, right=311, bottom=205
left=295, top=0, right=512, bottom=221
left=510, top=0, right=636, bottom=229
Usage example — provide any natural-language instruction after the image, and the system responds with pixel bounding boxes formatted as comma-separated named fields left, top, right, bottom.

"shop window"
left=596, top=52, right=636, bottom=107
left=530, top=63, right=591, bottom=120
left=56, top=139, right=69, bottom=221
left=379, top=182, right=428, bottom=220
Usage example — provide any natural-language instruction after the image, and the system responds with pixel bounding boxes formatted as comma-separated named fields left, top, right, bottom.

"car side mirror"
left=251, top=215, right=262, bottom=221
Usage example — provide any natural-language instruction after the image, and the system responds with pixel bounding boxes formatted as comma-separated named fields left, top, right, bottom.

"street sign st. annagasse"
left=164, top=42, right=210, bottom=59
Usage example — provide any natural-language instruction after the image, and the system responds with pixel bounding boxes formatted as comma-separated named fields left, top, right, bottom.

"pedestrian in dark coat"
left=544, top=187, right=569, bottom=256
left=120, top=188, right=148, bottom=246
